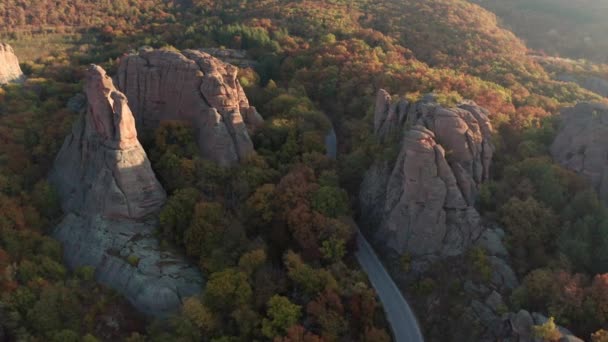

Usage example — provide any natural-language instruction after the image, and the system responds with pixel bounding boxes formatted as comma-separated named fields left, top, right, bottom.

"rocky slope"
left=116, top=47, right=263, bottom=167
left=360, top=90, right=493, bottom=258
left=50, top=65, right=203, bottom=316
left=0, top=43, right=24, bottom=84
left=551, top=102, right=608, bottom=204
left=557, top=73, right=608, bottom=98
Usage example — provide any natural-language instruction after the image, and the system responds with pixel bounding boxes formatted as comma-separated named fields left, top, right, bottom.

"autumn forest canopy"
left=1, top=0, right=608, bottom=341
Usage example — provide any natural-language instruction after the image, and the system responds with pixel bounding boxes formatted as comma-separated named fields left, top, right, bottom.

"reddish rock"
left=51, top=65, right=166, bottom=219
left=360, top=90, right=493, bottom=257
left=116, top=48, right=260, bottom=166
left=50, top=65, right=202, bottom=317
left=0, top=43, right=24, bottom=84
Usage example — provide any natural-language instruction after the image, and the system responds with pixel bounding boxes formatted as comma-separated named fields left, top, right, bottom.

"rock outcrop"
left=50, top=65, right=203, bottom=316
left=551, top=102, right=608, bottom=204
left=116, top=48, right=263, bottom=166
left=557, top=73, right=608, bottom=98
left=499, top=310, right=583, bottom=342
left=0, top=43, right=24, bottom=84
left=360, top=90, right=494, bottom=257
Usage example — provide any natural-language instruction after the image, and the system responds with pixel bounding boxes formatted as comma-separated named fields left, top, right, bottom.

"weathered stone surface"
left=0, top=43, right=24, bottom=84
left=116, top=48, right=260, bottom=166
left=55, top=214, right=203, bottom=316
left=478, top=227, right=508, bottom=257
left=551, top=102, right=608, bottom=204
left=51, top=65, right=166, bottom=219
left=50, top=65, right=202, bottom=317
left=361, top=90, right=493, bottom=257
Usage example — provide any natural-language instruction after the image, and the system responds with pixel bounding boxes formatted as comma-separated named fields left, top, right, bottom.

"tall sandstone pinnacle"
left=116, top=48, right=263, bottom=167
left=50, top=65, right=202, bottom=316
left=551, top=102, right=608, bottom=204
left=52, top=65, right=166, bottom=217
left=360, top=90, right=494, bottom=258
left=0, top=43, right=24, bottom=84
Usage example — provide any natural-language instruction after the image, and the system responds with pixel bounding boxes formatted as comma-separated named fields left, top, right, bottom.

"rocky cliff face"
left=52, top=65, right=166, bottom=218
left=50, top=65, right=202, bottom=316
left=0, top=43, right=24, bottom=84
left=116, top=48, right=263, bottom=167
left=551, top=102, right=608, bottom=204
left=360, top=90, right=494, bottom=258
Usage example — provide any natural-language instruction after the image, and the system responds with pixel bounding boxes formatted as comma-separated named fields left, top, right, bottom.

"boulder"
left=116, top=48, right=260, bottom=166
left=360, top=90, right=493, bottom=258
left=551, top=102, right=608, bottom=204
left=0, top=43, right=24, bottom=84
left=50, top=65, right=203, bottom=317
left=478, top=227, right=508, bottom=257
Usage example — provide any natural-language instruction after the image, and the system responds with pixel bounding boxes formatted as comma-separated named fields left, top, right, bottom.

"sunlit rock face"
left=51, top=65, right=166, bottom=218
left=116, top=48, right=263, bottom=167
left=50, top=65, right=202, bottom=317
left=360, top=90, right=494, bottom=258
left=551, top=102, right=608, bottom=204
left=0, top=43, right=24, bottom=84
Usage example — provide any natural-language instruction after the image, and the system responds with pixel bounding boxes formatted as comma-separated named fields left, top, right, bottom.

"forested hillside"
left=472, top=0, right=608, bottom=63
left=1, top=0, right=608, bottom=341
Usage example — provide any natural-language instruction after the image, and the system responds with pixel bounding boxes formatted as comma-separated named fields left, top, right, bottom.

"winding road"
left=355, top=229, right=425, bottom=342
left=324, top=123, right=423, bottom=341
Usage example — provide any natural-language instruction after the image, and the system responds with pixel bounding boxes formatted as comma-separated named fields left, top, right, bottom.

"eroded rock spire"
left=0, top=43, right=24, bottom=84
left=49, top=65, right=202, bottom=316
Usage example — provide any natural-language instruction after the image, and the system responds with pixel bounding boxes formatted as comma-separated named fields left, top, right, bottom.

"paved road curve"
left=322, top=118, right=422, bottom=341
left=355, top=229, right=425, bottom=342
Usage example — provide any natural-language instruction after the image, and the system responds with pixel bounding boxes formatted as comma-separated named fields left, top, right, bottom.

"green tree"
left=204, top=268, right=252, bottom=312
left=261, top=295, right=301, bottom=338
left=183, top=201, right=224, bottom=258
left=159, top=187, right=198, bottom=245
left=311, top=186, right=349, bottom=218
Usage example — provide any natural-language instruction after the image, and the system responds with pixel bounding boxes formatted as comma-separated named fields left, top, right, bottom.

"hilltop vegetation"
left=1, top=0, right=608, bottom=341
left=472, top=0, right=608, bottom=63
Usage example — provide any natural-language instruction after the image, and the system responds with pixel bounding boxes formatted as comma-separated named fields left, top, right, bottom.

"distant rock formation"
left=360, top=90, right=494, bottom=258
left=557, top=73, right=608, bottom=98
left=551, top=102, right=608, bottom=204
left=199, top=48, right=258, bottom=68
left=0, top=43, right=24, bottom=84
left=116, top=47, right=263, bottom=167
left=50, top=65, right=202, bottom=316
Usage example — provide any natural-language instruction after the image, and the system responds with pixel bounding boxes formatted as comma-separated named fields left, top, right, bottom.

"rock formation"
left=50, top=65, right=203, bottom=316
left=52, top=65, right=166, bottom=218
left=551, top=102, right=608, bottom=204
left=557, top=73, right=608, bottom=98
left=116, top=47, right=263, bottom=166
left=360, top=90, right=494, bottom=257
left=499, top=310, right=583, bottom=342
left=0, top=43, right=24, bottom=84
